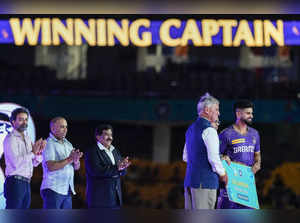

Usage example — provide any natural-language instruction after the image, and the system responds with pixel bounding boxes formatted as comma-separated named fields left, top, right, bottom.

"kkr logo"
left=0, top=123, right=12, bottom=135
left=0, top=103, right=36, bottom=209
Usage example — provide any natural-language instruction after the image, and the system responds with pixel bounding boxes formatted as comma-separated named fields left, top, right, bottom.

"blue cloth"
left=41, top=188, right=72, bottom=209
left=4, top=176, right=31, bottom=209
left=184, top=117, right=219, bottom=189
left=41, top=133, right=75, bottom=195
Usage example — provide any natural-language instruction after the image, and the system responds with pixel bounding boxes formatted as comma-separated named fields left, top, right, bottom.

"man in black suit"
left=84, top=124, right=130, bottom=209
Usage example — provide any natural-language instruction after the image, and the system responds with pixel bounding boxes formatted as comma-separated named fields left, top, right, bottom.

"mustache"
left=17, top=124, right=28, bottom=131
left=106, top=138, right=113, bottom=141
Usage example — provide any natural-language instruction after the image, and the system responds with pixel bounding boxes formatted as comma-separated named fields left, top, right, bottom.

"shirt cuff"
left=73, top=160, right=80, bottom=166
left=217, top=168, right=226, bottom=176
left=34, top=154, right=43, bottom=162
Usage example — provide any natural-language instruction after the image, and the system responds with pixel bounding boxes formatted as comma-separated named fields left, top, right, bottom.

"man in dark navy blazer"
left=84, top=124, right=130, bottom=209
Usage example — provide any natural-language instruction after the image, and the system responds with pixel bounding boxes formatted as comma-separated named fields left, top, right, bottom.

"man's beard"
left=17, top=124, right=27, bottom=132
left=242, top=118, right=252, bottom=125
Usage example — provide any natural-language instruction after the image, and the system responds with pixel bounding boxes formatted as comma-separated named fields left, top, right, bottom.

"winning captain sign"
left=3, top=18, right=285, bottom=47
left=0, top=103, right=36, bottom=209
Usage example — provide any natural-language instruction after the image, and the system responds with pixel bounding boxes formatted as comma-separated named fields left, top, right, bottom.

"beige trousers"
left=184, top=186, right=217, bottom=210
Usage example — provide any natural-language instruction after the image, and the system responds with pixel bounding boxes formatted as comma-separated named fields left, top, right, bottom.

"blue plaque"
left=222, top=160, right=260, bottom=209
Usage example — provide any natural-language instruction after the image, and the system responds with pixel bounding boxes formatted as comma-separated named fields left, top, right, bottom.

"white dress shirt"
left=3, top=129, right=42, bottom=179
left=182, top=127, right=225, bottom=176
left=202, top=127, right=225, bottom=176
left=97, top=142, right=115, bottom=165
left=182, top=144, right=188, bottom=162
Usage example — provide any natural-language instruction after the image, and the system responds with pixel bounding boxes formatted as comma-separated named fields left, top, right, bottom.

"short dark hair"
left=94, top=124, right=113, bottom=138
left=233, top=100, right=254, bottom=112
left=10, top=107, right=29, bottom=123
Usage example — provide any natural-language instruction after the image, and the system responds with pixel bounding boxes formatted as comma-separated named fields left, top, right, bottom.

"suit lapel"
left=95, top=145, right=113, bottom=165
left=112, top=149, right=120, bottom=164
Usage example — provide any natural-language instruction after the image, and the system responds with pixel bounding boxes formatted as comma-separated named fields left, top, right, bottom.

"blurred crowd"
left=0, top=60, right=298, bottom=99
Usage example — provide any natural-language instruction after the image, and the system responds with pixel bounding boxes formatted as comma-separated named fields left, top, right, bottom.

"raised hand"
left=37, top=139, right=47, bottom=155
left=66, top=149, right=74, bottom=163
left=69, top=149, right=83, bottom=163
left=73, top=149, right=83, bottom=162
left=32, top=138, right=46, bottom=155
left=117, top=156, right=131, bottom=171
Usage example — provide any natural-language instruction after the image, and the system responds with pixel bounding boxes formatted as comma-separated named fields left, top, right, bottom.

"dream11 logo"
left=0, top=103, right=36, bottom=209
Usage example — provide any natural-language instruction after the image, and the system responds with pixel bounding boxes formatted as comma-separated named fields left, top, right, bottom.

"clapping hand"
left=32, top=138, right=47, bottom=155
left=117, top=156, right=131, bottom=171
left=70, top=149, right=83, bottom=163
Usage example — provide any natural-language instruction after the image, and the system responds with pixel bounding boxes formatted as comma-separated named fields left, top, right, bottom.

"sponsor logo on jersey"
left=232, top=138, right=246, bottom=145
left=233, top=145, right=255, bottom=153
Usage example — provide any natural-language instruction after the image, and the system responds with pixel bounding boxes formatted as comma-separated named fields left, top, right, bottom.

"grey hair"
left=197, top=92, right=219, bottom=114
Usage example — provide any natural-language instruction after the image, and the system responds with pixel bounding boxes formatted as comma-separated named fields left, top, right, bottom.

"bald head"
left=50, top=117, right=67, bottom=140
left=50, top=117, right=65, bottom=128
